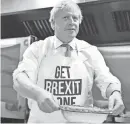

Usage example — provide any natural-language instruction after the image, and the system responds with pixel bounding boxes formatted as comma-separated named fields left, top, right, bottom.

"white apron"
left=28, top=45, right=94, bottom=123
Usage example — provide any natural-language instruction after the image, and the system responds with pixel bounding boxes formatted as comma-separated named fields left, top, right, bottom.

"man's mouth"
left=67, top=29, right=75, bottom=31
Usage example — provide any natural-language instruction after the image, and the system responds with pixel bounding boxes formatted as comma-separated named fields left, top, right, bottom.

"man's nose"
left=69, top=17, right=75, bottom=24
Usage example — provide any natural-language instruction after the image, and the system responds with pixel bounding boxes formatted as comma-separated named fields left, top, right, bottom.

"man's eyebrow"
left=74, top=15, right=78, bottom=16
left=72, top=15, right=79, bottom=17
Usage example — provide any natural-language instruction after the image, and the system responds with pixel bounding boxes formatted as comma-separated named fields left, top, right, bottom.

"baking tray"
left=60, top=105, right=113, bottom=114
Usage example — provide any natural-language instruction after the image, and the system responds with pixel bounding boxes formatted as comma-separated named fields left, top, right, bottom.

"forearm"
left=13, top=72, right=44, bottom=101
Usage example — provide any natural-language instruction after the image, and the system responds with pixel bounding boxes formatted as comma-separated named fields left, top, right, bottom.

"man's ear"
left=50, top=20, right=55, bottom=30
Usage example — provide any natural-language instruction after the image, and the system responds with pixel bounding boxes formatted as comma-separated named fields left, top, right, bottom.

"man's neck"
left=55, top=35, right=74, bottom=43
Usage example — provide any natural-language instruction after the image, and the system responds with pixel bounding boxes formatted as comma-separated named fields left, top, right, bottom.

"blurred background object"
left=1, top=36, right=37, bottom=122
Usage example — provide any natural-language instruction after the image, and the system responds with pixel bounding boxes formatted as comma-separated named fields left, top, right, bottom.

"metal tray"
left=60, top=105, right=113, bottom=114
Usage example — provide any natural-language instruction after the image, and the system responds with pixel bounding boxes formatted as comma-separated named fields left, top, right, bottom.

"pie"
left=60, top=105, right=112, bottom=114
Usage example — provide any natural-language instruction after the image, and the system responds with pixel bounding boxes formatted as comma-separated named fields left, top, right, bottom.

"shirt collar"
left=54, top=35, right=76, bottom=50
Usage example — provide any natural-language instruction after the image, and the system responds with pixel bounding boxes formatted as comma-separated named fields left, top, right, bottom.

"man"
left=13, top=0, right=124, bottom=123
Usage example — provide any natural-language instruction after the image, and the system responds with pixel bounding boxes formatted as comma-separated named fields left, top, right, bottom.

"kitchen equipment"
left=60, top=105, right=112, bottom=123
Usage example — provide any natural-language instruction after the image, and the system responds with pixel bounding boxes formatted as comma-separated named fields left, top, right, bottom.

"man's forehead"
left=56, top=8, right=79, bottom=17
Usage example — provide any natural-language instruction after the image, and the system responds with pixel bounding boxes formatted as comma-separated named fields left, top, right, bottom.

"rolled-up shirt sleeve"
left=88, top=46, right=121, bottom=99
left=13, top=42, right=39, bottom=84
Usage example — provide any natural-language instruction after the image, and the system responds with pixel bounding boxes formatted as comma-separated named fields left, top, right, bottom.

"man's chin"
left=68, top=34, right=77, bottom=38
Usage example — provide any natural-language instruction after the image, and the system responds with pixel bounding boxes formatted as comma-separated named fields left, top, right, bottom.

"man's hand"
left=108, top=91, right=125, bottom=115
left=36, top=90, right=60, bottom=113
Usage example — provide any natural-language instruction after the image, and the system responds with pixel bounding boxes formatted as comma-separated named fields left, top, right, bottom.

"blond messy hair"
left=49, top=0, right=83, bottom=29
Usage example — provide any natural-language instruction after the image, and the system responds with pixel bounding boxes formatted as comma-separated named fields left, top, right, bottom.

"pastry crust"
left=60, top=105, right=112, bottom=114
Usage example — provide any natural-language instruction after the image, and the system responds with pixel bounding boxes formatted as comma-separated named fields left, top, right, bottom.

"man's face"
left=54, top=9, right=80, bottom=43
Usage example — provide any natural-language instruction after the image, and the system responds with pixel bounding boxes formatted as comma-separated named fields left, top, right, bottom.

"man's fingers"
left=108, top=91, right=125, bottom=116
left=37, top=91, right=60, bottom=113
left=112, top=103, right=125, bottom=115
left=109, top=96, right=125, bottom=115
left=108, top=96, right=115, bottom=110
left=46, top=98, right=60, bottom=111
left=38, top=100, right=52, bottom=113
left=50, top=94, right=60, bottom=110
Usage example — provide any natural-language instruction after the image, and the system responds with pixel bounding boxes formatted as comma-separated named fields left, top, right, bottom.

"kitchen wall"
left=1, top=0, right=98, bottom=14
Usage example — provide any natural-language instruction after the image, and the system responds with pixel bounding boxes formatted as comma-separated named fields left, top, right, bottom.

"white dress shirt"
left=13, top=35, right=121, bottom=106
